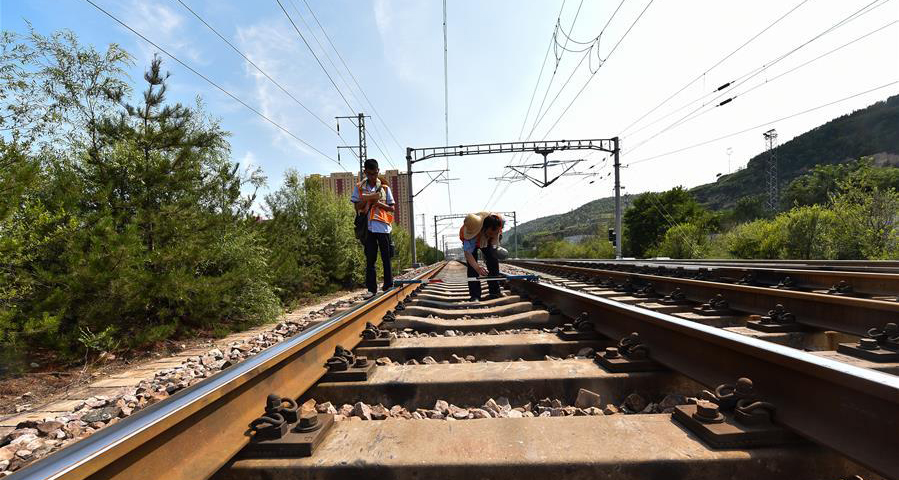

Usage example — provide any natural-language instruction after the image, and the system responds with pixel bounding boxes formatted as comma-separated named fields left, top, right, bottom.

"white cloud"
left=120, top=0, right=205, bottom=65
left=373, top=0, right=440, bottom=86
left=235, top=17, right=344, bottom=167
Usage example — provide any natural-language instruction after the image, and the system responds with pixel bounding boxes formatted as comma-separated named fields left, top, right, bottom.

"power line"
left=488, top=0, right=651, bottom=211
left=623, top=0, right=892, bottom=155
left=482, top=0, right=570, bottom=209
left=300, top=0, right=406, bottom=153
left=442, top=0, right=454, bottom=213
left=624, top=80, right=899, bottom=167
left=282, top=0, right=398, bottom=169
left=617, top=0, right=814, bottom=137
left=487, top=0, right=624, bottom=209
left=83, top=0, right=342, bottom=168
left=175, top=0, right=344, bottom=141
left=535, top=0, right=657, bottom=140
left=276, top=0, right=355, bottom=114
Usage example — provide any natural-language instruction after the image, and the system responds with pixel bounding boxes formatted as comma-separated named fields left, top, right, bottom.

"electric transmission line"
left=623, top=0, right=893, bottom=156
left=83, top=0, right=343, bottom=169
left=624, top=80, right=899, bottom=167
left=617, top=0, right=815, bottom=138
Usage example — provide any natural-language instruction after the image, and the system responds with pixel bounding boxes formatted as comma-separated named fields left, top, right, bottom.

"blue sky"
left=3, top=0, right=897, bottom=246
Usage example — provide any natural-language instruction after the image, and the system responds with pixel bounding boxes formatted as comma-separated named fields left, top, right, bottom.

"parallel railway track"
left=9, top=260, right=899, bottom=480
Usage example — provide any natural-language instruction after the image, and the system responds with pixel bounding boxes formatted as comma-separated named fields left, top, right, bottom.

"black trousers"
left=364, top=232, right=393, bottom=293
left=466, top=247, right=501, bottom=300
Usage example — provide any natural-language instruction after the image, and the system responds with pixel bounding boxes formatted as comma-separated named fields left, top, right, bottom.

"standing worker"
left=460, top=212, right=505, bottom=301
left=351, top=159, right=396, bottom=299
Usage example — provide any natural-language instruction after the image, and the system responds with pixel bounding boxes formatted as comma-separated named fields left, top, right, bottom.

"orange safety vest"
left=359, top=181, right=394, bottom=225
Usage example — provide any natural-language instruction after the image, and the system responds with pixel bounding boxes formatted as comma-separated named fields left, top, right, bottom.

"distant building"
left=311, top=169, right=412, bottom=234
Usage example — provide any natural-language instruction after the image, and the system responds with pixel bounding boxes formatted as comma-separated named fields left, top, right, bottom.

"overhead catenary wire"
left=617, top=0, right=815, bottom=138
left=487, top=0, right=627, bottom=210
left=83, top=0, right=343, bottom=169
left=618, top=13, right=896, bottom=144
left=624, top=80, right=899, bottom=167
left=488, top=0, right=651, bottom=212
left=623, top=0, right=893, bottom=156
left=534, top=0, right=657, bottom=140
left=174, top=0, right=345, bottom=142
left=301, top=0, right=405, bottom=153
left=286, top=0, right=398, bottom=169
left=482, top=0, right=570, bottom=209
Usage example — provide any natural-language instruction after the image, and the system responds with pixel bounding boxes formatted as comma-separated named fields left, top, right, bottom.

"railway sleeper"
left=303, top=359, right=693, bottom=410
left=215, top=415, right=876, bottom=480
left=355, top=332, right=612, bottom=362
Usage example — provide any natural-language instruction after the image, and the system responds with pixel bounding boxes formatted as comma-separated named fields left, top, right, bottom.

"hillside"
left=693, top=95, right=899, bottom=208
left=509, top=95, right=899, bottom=246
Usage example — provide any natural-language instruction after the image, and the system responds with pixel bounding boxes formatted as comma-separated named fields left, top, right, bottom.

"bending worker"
left=460, top=212, right=505, bottom=301
left=351, top=159, right=395, bottom=299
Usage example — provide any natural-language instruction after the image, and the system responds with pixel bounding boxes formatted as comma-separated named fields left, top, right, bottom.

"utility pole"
left=419, top=213, right=426, bottom=246
left=433, top=216, right=438, bottom=249
left=763, top=129, right=779, bottom=212
left=613, top=137, right=622, bottom=259
left=406, top=148, right=418, bottom=267
left=512, top=212, right=518, bottom=258
left=336, top=113, right=368, bottom=176
left=726, top=147, right=733, bottom=174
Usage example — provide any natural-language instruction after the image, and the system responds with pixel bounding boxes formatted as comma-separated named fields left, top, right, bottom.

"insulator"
left=718, top=97, right=734, bottom=107
left=716, top=82, right=732, bottom=91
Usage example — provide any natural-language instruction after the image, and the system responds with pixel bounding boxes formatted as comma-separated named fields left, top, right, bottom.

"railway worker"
left=351, top=159, right=396, bottom=299
left=460, top=212, right=505, bottom=301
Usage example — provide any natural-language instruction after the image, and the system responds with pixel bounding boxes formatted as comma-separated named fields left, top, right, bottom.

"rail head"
left=509, top=259, right=899, bottom=336
left=10, top=262, right=446, bottom=480
left=509, top=278, right=899, bottom=478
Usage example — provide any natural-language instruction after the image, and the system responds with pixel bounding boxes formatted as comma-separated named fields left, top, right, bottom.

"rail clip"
left=693, top=294, right=735, bottom=316
left=837, top=323, right=898, bottom=362
left=746, top=304, right=803, bottom=333
left=558, top=312, right=600, bottom=340
left=672, top=378, right=800, bottom=449
left=243, top=394, right=335, bottom=458
left=358, top=321, right=394, bottom=347
left=321, top=345, right=376, bottom=382
left=594, top=332, right=662, bottom=372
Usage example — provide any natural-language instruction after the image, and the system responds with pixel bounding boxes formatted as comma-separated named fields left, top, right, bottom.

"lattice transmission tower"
left=763, top=129, right=779, bottom=211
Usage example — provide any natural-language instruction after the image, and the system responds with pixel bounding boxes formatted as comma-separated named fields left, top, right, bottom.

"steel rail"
left=538, top=259, right=899, bottom=296
left=525, top=258, right=899, bottom=274
left=509, top=278, right=899, bottom=478
left=509, top=260, right=899, bottom=337
left=10, top=262, right=446, bottom=480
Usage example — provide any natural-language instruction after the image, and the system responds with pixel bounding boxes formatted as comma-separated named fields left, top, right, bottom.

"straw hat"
left=462, top=211, right=495, bottom=240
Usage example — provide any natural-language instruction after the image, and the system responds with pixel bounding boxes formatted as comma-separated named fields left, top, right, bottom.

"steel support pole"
left=513, top=212, right=518, bottom=258
left=613, top=137, right=622, bottom=259
left=406, top=149, right=417, bottom=265
left=434, top=217, right=438, bottom=250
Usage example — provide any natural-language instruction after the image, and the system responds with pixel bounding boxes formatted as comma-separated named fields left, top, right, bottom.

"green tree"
left=829, top=178, right=899, bottom=259
left=623, top=187, right=707, bottom=257
left=651, top=222, right=709, bottom=259
left=263, top=171, right=364, bottom=305
left=773, top=205, right=835, bottom=259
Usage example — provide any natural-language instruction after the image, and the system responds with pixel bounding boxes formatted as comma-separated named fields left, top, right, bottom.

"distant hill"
left=693, top=95, right=899, bottom=208
left=508, top=197, right=616, bottom=248
left=509, top=95, right=899, bottom=247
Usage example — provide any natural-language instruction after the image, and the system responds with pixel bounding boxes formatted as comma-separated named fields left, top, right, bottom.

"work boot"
left=363, top=291, right=375, bottom=300
left=487, top=292, right=505, bottom=300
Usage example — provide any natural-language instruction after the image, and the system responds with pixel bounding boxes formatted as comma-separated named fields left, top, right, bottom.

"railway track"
left=9, top=261, right=898, bottom=480
left=540, top=258, right=899, bottom=274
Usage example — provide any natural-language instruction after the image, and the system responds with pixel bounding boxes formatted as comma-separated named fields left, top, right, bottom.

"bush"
left=0, top=50, right=281, bottom=353
left=535, top=235, right=614, bottom=259
left=651, top=222, right=709, bottom=259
